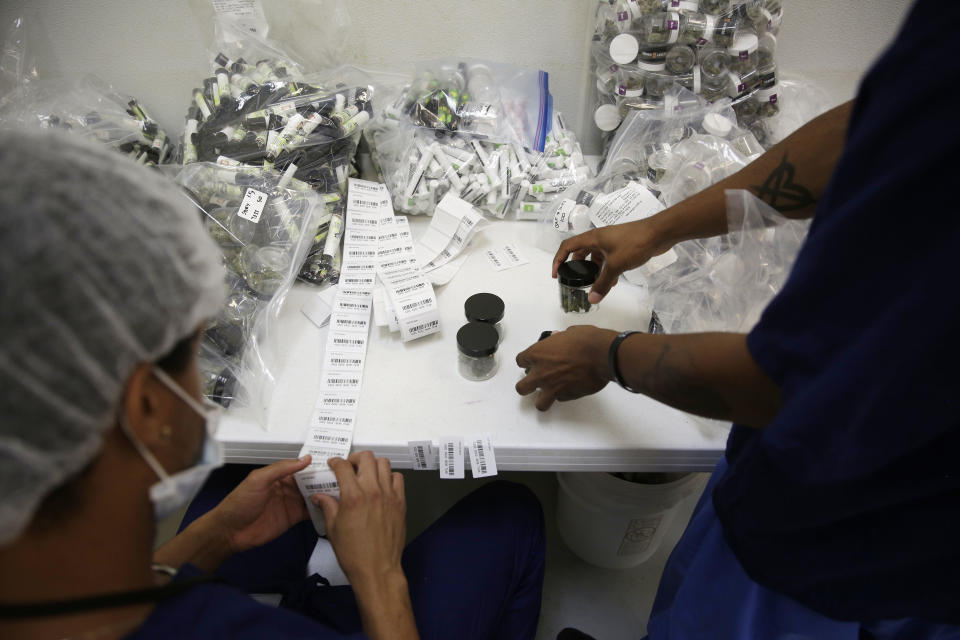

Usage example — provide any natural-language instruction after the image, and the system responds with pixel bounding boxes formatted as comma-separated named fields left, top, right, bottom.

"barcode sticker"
left=296, top=468, right=340, bottom=497
left=327, top=331, right=367, bottom=353
left=407, top=440, right=439, bottom=471
left=333, top=296, right=372, bottom=316
left=485, top=249, right=506, bottom=271
left=467, top=434, right=498, bottom=478
left=439, top=437, right=464, bottom=479
left=320, top=371, right=363, bottom=391
left=236, top=187, right=268, bottom=223
left=331, top=313, right=371, bottom=333
left=324, top=350, right=365, bottom=372
left=318, top=391, right=360, bottom=411
left=313, top=412, right=355, bottom=432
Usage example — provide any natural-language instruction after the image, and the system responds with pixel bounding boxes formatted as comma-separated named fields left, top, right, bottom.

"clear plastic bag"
left=588, top=1, right=786, bottom=139
left=0, top=74, right=175, bottom=165
left=647, top=188, right=809, bottom=334
left=174, top=162, right=323, bottom=422
left=0, top=14, right=37, bottom=104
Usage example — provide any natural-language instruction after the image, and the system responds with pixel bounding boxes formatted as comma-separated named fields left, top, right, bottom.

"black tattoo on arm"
left=752, top=153, right=817, bottom=212
left=637, top=344, right=732, bottom=421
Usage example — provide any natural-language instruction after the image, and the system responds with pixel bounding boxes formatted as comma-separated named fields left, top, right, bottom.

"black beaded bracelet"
left=608, top=330, right=641, bottom=393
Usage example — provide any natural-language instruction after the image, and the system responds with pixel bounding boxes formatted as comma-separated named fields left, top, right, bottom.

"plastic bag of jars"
left=590, top=0, right=784, bottom=138
left=174, top=162, right=323, bottom=422
left=0, top=73, right=174, bottom=165
left=602, top=86, right=762, bottom=193
left=0, top=14, right=38, bottom=105
left=646, top=188, right=807, bottom=334
left=373, top=110, right=590, bottom=220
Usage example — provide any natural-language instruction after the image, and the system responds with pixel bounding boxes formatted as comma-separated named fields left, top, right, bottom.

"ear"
left=122, top=363, right=173, bottom=449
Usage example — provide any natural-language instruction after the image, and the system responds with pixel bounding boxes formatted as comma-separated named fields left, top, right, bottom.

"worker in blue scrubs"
left=517, top=0, right=960, bottom=637
left=0, top=128, right=544, bottom=639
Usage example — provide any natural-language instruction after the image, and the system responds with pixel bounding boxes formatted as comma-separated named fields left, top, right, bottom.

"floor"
left=157, top=468, right=706, bottom=640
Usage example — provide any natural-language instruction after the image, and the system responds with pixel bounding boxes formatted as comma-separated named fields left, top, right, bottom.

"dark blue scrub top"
left=714, top=0, right=960, bottom=623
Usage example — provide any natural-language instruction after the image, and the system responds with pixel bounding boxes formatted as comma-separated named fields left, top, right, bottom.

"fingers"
left=515, top=347, right=533, bottom=370
left=376, top=457, right=393, bottom=495
left=327, top=457, right=360, bottom=499
left=553, top=234, right=595, bottom=278
left=515, top=372, right=540, bottom=396
left=588, top=263, right=620, bottom=304
left=253, top=455, right=312, bottom=486
left=347, top=450, right=380, bottom=493
left=535, top=389, right=557, bottom=412
left=312, top=493, right=339, bottom=525
left=392, top=472, right=405, bottom=502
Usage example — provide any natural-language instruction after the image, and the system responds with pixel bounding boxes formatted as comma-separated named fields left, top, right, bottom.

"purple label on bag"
left=739, top=50, right=749, bottom=60
left=737, top=82, right=746, bottom=93
left=670, top=0, right=680, bottom=6
left=667, top=19, right=679, bottom=30
left=610, top=64, right=619, bottom=73
left=769, top=94, right=778, bottom=104
left=618, top=85, right=627, bottom=96
left=617, top=10, right=629, bottom=21
left=696, top=36, right=708, bottom=45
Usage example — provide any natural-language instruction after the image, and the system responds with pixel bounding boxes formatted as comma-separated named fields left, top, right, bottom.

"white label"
left=485, top=244, right=530, bottom=271
left=553, top=198, right=576, bottom=231
left=439, top=437, right=465, bottom=479
left=485, top=248, right=506, bottom=271
left=212, top=0, right=268, bottom=37
left=589, top=183, right=664, bottom=228
left=312, top=412, right=356, bottom=433
left=295, top=468, right=340, bottom=498
left=408, top=440, right=439, bottom=471
left=236, top=188, right=268, bottom=223
left=467, top=434, right=498, bottom=478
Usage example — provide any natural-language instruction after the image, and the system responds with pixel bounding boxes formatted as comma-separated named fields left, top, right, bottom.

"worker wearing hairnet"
left=0, top=129, right=544, bottom=639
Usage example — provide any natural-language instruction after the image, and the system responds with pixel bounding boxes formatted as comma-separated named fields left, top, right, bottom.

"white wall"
left=0, top=0, right=914, bottom=154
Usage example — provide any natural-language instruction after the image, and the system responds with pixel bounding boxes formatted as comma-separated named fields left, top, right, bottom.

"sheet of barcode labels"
left=295, top=179, right=498, bottom=534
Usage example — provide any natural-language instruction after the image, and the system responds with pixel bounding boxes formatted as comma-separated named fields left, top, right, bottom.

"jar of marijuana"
left=457, top=321, right=500, bottom=381
left=558, top=260, right=601, bottom=314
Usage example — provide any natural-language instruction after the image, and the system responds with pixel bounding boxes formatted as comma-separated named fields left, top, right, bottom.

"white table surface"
left=217, top=216, right=729, bottom=471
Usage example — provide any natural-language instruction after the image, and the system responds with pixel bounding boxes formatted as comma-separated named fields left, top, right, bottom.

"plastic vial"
left=678, top=12, right=712, bottom=46
left=637, top=12, right=681, bottom=48
left=674, top=162, right=713, bottom=200
left=756, top=86, right=779, bottom=117
left=712, top=12, right=740, bottom=48
left=700, top=73, right=729, bottom=102
left=699, top=0, right=731, bottom=15
left=698, top=46, right=728, bottom=80
left=727, top=32, right=760, bottom=75
left=665, top=45, right=696, bottom=75
left=558, top=260, right=601, bottom=314
left=758, top=32, right=777, bottom=68
left=464, top=292, right=505, bottom=341
left=457, top=322, right=500, bottom=381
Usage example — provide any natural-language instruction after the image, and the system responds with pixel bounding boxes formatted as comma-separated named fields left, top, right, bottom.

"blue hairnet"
left=0, top=129, right=224, bottom=546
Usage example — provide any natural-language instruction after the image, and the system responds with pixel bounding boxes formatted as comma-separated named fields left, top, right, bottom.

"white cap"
left=728, top=33, right=759, bottom=57
left=676, top=1, right=699, bottom=11
left=610, top=33, right=640, bottom=65
left=756, top=86, right=778, bottom=102
left=759, top=32, right=777, bottom=52
left=594, top=104, right=623, bottom=131
left=693, top=65, right=702, bottom=93
left=637, top=59, right=667, bottom=72
left=702, top=112, right=734, bottom=137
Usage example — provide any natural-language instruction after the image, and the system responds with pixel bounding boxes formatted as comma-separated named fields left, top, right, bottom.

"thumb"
left=312, top=493, right=339, bottom=527
left=257, top=455, right=313, bottom=485
left=589, top=264, right=620, bottom=304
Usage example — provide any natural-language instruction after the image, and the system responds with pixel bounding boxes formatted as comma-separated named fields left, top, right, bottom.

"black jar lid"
left=457, top=321, right=499, bottom=358
left=464, top=292, right=505, bottom=324
left=558, top=259, right=600, bottom=287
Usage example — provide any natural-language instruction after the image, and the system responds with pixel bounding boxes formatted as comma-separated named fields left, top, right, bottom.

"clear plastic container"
left=678, top=12, right=711, bottom=46
left=665, top=45, right=696, bottom=75
left=712, top=12, right=740, bottom=48
left=698, top=45, right=729, bottom=80
left=558, top=260, right=601, bottom=314
left=457, top=321, right=500, bottom=381
left=672, top=162, right=713, bottom=201
left=464, top=292, right=505, bottom=341
left=636, top=12, right=682, bottom=48
left=727, top=32, right=760, bottom=75
left=756, top=86, right=780, bottom=118
left=699, top=0, right=731, bottom=15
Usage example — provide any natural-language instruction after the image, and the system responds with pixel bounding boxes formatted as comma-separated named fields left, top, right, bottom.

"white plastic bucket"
left=556, top=471, right=708, bottom=569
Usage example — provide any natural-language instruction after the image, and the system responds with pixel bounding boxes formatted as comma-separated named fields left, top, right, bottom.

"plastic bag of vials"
left=374, top=109, right=592, bottom=219
left=590, top=0, right=784, bottom=145
left=647, top=188, right=807, bottom=334
left=174, top=162, right=323, bottom=423
left=0, top=74, right=175, bottom=166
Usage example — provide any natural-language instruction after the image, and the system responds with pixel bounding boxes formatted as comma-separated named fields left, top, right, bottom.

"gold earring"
left=159, top=425, right=173, bottom=441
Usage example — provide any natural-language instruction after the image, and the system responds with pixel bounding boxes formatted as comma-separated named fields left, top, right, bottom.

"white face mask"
left=122, top=367, right=225, bottom=521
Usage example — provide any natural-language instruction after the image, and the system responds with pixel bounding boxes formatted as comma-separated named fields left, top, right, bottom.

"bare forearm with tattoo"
left=647, top=100, right=853, bottom=247
left=616, top=332, right=781, bottom=428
